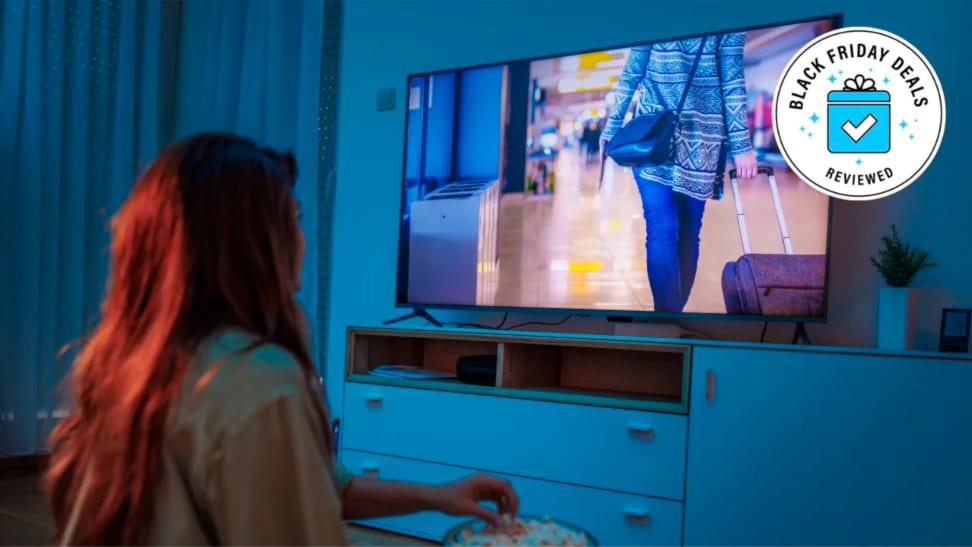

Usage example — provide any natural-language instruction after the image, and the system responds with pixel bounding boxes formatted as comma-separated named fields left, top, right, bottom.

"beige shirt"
left=147, top=329, right=350, bottom=545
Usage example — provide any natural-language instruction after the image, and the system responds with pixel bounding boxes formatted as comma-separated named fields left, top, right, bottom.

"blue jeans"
left=634, top=173, right=706, bottom=313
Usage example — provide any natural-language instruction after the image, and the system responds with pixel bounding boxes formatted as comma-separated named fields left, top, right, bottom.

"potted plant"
left=870, top=224, right=936, bottom=350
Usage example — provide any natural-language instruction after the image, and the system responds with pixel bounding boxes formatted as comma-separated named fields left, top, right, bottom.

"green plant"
left=870, top=224, right=936, bottom=287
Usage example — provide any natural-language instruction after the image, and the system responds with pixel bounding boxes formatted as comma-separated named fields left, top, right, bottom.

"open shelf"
left=345, top=328, right=691, bottom=413
left=348, top=332, right=498, bottom=377
left=499, top=343, right=684, bottom=400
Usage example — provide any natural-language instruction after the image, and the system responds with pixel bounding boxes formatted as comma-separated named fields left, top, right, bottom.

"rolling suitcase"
left=721, top=166, right=826, bottom=316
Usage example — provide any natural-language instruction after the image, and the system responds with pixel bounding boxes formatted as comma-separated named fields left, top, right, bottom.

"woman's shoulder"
left=176, top=329, right=314, bottom=436
left=202, top=329, right=306, bottom=382
left=210, top=328, right=301, bottom=362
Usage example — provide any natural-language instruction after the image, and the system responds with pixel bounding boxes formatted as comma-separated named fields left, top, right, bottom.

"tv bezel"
left=393, top=12, right=843, bottom=324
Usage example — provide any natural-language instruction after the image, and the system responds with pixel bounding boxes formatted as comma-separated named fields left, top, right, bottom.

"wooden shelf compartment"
left=345, top=328, right=692, bottom=413
left=347, top=330, right=498, bottom=377
left=498, top=342, right=685, bottom=400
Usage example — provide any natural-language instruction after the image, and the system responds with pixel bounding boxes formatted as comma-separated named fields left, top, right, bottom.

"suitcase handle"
left=728, top=166, right=774, bottom=178
left=728, top=165, right=793, bottom=255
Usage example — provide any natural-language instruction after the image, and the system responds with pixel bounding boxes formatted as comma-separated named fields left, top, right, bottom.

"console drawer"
left=342, top=382, right=687, bottom=500
left=341, top=449, right=683, bottom=546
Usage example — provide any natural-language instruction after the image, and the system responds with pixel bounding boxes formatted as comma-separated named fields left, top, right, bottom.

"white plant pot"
left=877, top=286, right=918, bottom=351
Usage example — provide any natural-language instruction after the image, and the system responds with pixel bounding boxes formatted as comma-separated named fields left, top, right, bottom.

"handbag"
left=604, top=37, right=707, bottom=168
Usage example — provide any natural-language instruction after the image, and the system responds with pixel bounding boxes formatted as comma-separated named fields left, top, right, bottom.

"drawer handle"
left=623, top=505, right=650, bottom=525
left=364, top=393, right=383, bottom=407
left=361, top=462, right=380, bottom=477
left=626, top=422, right=655, bottom=440
left=705, top=370, right=715, bottom=402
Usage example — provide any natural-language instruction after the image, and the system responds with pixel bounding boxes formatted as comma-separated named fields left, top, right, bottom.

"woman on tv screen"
left=600, top=33, right=759, bottom=313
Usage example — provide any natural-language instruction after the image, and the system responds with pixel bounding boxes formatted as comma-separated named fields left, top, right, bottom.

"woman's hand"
left=733, top=151, right=758, bottom=180
left=429, top=473, right=519, bottom=527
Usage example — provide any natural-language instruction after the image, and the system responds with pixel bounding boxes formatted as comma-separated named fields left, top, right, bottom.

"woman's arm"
left=717, top=33, right=755, bottom=159
left=600, top=46, right=651, bottom=144
left=341, top=472, right=519, bottom=527
left=339, top=475, right=436, bottom=519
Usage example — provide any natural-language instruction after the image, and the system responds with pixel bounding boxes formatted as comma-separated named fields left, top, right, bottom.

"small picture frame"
left=939, top=308, right=971, bottom=353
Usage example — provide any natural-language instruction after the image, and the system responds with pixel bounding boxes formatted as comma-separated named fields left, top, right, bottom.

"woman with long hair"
left=45, top=133, right=518, bottom=545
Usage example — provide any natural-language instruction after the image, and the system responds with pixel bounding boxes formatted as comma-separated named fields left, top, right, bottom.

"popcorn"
left=455, top=515, right=590, bottom=546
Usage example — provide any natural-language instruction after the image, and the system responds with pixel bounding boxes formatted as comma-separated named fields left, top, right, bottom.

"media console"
left=338, top=326, right=972, bottom=546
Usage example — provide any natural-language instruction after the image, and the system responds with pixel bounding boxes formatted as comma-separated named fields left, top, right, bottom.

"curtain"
left=0, top=0, right=335, bottom=456
left=0, top=0, right=177, bottom=456
left=172, top=0, right=328, bottom=369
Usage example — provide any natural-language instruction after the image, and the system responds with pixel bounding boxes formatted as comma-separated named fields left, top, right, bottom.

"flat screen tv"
left=394, top=14, right=840, bottom=322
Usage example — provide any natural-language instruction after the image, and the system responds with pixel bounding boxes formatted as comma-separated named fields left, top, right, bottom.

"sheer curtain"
left=0, top=0, right=177, bottom=456
left=0, top=0, right=333, bottom=456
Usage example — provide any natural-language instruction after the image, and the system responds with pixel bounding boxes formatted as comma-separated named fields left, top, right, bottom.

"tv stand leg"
left=792, top=322, right=812, bottom=345
left=382, top=308, right=443, bottom=328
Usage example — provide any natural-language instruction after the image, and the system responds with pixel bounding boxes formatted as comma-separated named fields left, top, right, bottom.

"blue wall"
left=454, top=66, right=505, bottom=181
left=329, top=0, right=972, bottom=413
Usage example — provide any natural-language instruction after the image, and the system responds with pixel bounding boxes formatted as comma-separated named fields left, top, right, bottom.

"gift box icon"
left=827, top=74, right=891, bottom=154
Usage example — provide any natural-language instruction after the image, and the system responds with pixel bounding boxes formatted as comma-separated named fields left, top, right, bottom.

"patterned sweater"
left=601, top=33, right=753, bottom=201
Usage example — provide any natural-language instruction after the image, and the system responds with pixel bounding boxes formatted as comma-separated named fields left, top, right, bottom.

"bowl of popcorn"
left=443, top=514, right=597, bottom=546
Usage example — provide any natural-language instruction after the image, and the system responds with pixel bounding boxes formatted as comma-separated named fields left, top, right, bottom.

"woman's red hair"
left=45, top=134, right=330, bottom=545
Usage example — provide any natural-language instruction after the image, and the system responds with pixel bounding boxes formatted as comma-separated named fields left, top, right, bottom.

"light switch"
left=376, top=87, right=396, bottom=112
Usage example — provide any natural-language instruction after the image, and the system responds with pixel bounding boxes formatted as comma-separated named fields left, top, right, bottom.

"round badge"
left=773, top=26, right=946, bottom=201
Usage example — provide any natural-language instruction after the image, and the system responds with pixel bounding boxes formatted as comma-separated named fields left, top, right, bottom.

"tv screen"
left=395, top=15, right=839, bottom=321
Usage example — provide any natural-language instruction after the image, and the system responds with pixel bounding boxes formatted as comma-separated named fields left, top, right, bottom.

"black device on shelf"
left=456, top=355, right=498, bottom=386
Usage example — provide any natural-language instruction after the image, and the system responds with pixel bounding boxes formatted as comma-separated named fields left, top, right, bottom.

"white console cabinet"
left=338, top=327, right=972, bottom=546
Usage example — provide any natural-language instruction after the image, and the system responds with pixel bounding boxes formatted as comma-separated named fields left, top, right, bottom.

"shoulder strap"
left=713, top=35, right=730, bottom=180
left=676, top=36, right=708, bottom=116
left=714, top=34, right=725, bottom=112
